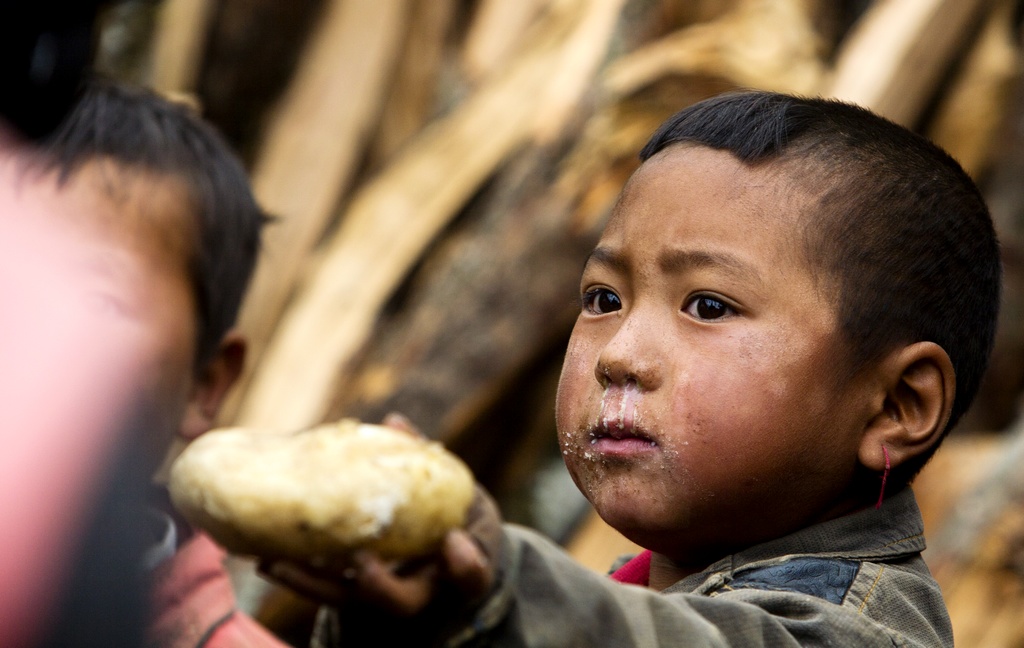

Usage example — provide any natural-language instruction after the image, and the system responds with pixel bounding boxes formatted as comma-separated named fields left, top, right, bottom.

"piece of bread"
left=168, top=419, right=475, bottom=564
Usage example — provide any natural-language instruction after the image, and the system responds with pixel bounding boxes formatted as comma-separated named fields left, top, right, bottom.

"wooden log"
left=461, top=0, right=551, bottom=82
left=927, top=417, right=1024, bottom=568
left=531, top=0, right=641, bottom=143
left=942, top=559, right=1008, bottom=646
left=925, top=0, right=1019, bottom=179
left=193, top=0, right=327, bottom=160
left=824, top=0, right=995, bottom=126
left=661, top=0, right=746, bottom=27
left=936, top=503, right=1024, bottom=647
left=960, top=43, right=1024, bottom=433
left=93, top=1, right=161, bottom=85
left=924, top=418, right=1024, bottom=645
left=975, top=577, right=1024, bottom=647
left=907, top=439, right=1010, bottom=643
left=220, top=0, right=411, bottom=424
left=149, top=0, right=216, bottom=94
left=234, top=0, right=629, bottom=431
left=603, top=0, right=827, bottom=98
left=366, top=0, right=458, bottom=168
left=321, top=147, right=594, bottom=442
left=911, top=435, right=1002, bottom=536
left=902, top=434, right=1004, bottom=645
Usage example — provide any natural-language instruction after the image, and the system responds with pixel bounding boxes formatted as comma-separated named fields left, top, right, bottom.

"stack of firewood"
left=100, top=0, right=1024, bottom=644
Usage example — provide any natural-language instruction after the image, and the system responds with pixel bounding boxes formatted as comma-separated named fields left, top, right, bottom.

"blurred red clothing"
left=149, top=533, right=289, bottom=648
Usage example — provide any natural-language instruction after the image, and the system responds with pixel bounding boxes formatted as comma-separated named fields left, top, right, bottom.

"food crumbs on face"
left=598, top=384, right=610, bottom=430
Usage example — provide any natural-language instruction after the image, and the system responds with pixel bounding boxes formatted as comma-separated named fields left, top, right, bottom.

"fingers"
left=465, top=485, right=504, bottom=566
left=261, top=553, right=442, bottom=617
left=380, top=412, right=422, bottom=437
left=260, top=560, right=353, bottom=604
left=442, top=530, right=493, bottom=601
left=350, top=531, right=495, bottom=615
left=354, top=557, right=439, bottom=616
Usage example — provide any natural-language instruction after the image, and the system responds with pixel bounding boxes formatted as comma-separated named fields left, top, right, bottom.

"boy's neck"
left=646, top=484, right=882, bottom=591
left=648, top=553, right=706, bottom=590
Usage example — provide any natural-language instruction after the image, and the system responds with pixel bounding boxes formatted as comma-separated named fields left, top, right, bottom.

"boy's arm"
left=446, top=524, right=945, bottom=648
left=258, top=416, right=943, bottom=647
left=274, top=520, right=944, bottom=648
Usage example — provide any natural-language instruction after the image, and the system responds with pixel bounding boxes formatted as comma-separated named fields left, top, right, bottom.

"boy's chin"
left=590, top=492, right=740, bottom=561
left=593, top=499, right=693, bottom=545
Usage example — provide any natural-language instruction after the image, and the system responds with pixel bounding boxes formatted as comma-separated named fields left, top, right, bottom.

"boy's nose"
left=594, top=314, right=661, bottom=390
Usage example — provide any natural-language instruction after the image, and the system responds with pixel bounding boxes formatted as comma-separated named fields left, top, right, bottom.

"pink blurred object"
left=0, top=152, right=150, bottom=647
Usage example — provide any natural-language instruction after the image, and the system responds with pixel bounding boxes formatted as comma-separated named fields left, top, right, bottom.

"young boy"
left=275, top=91, right=1000, bottom=647
left=12, top=78, right=292, bottom=647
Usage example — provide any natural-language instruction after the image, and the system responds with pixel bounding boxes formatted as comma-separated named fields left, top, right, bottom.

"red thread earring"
left=875, top=445, right=891, bottom=510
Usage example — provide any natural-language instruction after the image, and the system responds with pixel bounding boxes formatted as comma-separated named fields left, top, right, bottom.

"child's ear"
left=858, top=341, right=955, bottom=471
left=180, top=330, right=246, bottom=440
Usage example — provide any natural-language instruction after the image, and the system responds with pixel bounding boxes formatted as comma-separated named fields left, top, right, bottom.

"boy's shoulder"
left=680, top=488, right=949, bottom=644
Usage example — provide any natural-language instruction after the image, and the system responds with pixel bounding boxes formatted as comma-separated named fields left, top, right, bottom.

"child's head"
left=14, top=79, right=268, bottom=464
left=39, top=79, right=269, bottom=370
left=639, top=91, right=1001, bottom=479
left=555, top=90, right=1000, bottom=568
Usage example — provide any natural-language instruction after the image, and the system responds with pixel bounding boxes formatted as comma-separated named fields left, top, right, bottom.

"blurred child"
left=274, top=91, right=1001, bottom=647
left=16, top=78, right=286, bottom=647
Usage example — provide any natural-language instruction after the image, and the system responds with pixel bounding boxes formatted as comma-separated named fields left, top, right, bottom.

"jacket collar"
left=668, top=487, right=925, bottom=593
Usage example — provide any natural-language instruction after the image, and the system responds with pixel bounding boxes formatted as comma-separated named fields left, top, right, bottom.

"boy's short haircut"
left=38, top=78, right=270, bottom=367
left=640, top=91, right=1002, bottom=484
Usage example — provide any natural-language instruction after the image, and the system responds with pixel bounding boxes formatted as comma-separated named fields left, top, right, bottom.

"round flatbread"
left=168, top=419, right=475, bottom=564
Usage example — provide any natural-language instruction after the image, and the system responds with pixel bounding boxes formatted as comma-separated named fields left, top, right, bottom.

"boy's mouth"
left=588, top=424, right=658, bottom=456
left=589, top=425, right=656, bottom=443
left=589, top=380, right=658, bottom=454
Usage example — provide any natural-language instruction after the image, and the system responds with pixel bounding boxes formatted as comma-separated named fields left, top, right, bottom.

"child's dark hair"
left=641, top=90, right=1001, bottom=485
left=38, top=78, right=270, bottom=367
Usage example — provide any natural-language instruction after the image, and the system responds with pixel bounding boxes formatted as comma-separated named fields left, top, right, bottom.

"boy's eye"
left=582, top=288, right=622, bottom=314
left=684, top=295, right=734, bottom=321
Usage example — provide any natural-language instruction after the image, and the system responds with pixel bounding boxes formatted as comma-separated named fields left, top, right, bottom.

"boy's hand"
left=261, top=488, right=501, bottom=615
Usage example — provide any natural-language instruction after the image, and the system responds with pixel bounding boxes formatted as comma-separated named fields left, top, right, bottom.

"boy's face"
left=24, top=160, right=201, bottom=473
left=556, top=146, right=875, bottom=564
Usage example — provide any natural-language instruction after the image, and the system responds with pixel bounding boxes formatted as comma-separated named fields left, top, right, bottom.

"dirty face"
left=555, top=145, right=873, bottom=565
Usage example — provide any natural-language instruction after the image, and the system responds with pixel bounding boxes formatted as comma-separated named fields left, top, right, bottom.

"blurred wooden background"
left=98, top=0, right=1024, bottom=645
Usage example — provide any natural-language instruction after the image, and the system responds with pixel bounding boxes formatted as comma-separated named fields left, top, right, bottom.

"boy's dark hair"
left=39, top=78, right=270, bottom=367
left=640, top=90, right=1001, bottom=485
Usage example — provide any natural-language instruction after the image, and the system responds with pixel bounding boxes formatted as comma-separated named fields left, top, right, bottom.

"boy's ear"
left=858, top=341, right=956, bottom=472
left=180, top=330, right=246, bottom=441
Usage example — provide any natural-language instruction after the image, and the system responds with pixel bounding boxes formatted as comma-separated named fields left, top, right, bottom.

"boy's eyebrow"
left=584, top=246, right=627, bottom=272
left=586, top=246, right=762, bottom=285
left=658, top=248, right=760, bottom=283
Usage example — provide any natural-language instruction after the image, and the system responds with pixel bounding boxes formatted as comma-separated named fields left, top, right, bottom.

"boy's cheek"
left=559, top=329, right=591, bottom=374
left=555, top=347, right=586, bottom=423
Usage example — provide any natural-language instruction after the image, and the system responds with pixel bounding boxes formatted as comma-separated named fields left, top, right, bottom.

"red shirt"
left=609, top=549, right=652, bottom=586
